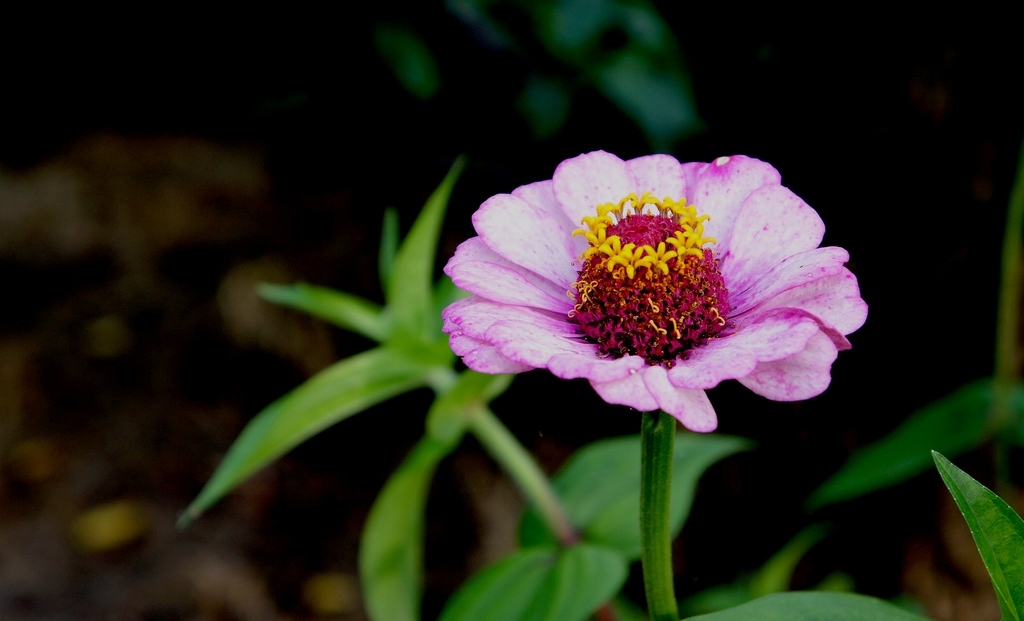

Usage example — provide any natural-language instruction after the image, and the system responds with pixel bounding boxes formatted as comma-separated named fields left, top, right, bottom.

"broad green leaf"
left=361, top=436, right=454, bottom=621
left=386, top=157, right=465, bottom=341
left=438, top=544, right=628, bottom=621
left=179, top=347, right=430, bottom=526
left=520, top=433, right=750, bottom=559
left=373, top=25, right=441, bottom=100
left=426, top=371, right=513, bottom=445
left=517, top=73, right=571, bottom=139
left=379, top=207, right=399, bottom=291
left=933, top=451, right=1024, bottom=621
left=259, top=282, right=388, bottom=342
left=682, top=592, right=930, bottom=621
left=809, top=379, right=994, bottom=508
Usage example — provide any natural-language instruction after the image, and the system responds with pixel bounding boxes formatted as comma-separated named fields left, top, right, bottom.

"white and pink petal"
left=736, top=331, right=839, bottom=401
left=553, top=151, right=636, bottom=226
left=643, top=366, right=718, bottom=432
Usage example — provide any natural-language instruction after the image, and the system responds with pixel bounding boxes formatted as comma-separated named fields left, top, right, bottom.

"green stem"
left=468, top=407, right=579, bottom=547
left=990, top=139, right=1024, bottom=491
left=640, top=411, right=679, bottom=621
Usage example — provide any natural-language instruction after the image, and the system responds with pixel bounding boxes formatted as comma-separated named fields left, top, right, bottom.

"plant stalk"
left=640, top=411, right=679, bottom=621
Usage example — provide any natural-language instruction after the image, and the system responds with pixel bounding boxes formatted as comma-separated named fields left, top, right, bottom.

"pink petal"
left=443, top=297, right=574, bottom=340
left=462, top=343, right=533, bottom=374
left=445, top=238, right=572, bottom=312
left=547, top=352, right=647, bottom=383
left=450, top=332, right=487, bottom=357
left=666, top=308, right=821, bottom=389
left=626, top=154, right=686, bottom=199
left=689, top=156, right=781, bottom=252
left=473, top=193, right=579, bottom=288
left=484, top=319, right=595, bottom=368
left=720, top=184, right=825, bottom=293
left=737, top=330, right=838, bottom=401
left=590, top=371, right=659, bottom=412
left=511, top=180, right=588, bottom=258
left=752, top=267, right=867, bottom=336
left=643, top=366, right=717, bottom=432
left=553, top=151, right=635, bottom=227
left=728, top=246, right=849, bottom=315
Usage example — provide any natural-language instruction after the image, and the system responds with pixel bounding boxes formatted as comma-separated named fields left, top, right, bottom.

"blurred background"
left=1, top=5, right=1022, bottom=620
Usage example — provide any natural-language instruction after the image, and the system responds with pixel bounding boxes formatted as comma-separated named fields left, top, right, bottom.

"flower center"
left=569, top=192, right=730, bottom=367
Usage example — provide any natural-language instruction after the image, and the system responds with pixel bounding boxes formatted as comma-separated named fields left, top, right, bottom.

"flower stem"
left=468, top=407, right=579, bottom=547
left=640, top=411, right=679, bottom=621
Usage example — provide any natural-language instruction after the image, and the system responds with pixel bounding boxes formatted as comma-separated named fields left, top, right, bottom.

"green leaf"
left=360, top=436, right=454, bottom=621
left=932, top=451, right=1024, bottom=621
left=426, top=371, right=513, bottom=445
left=809, top=379, right=994, bottom=508
left=386, top=157, right=465, bottom=341
left=179, top=347, right=430, bottom=527
left=259, top=282, right=389, bottom=342
left=373, top=24, right=441, bottom=100
left=682, top=592, right=930, bottom=621
left=517, top=73, right=572, bottom=139
left=379, top=207, right=399, bottom=291
left=520, top=433, right=750, bottom=559
left=437, top=544, right=628, bottom=621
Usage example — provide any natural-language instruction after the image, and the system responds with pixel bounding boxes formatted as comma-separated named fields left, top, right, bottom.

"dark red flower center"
left=569, top=193, right=730, bottom=367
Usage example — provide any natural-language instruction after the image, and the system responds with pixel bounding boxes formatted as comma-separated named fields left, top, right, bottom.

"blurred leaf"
left=810, top=379, right=1008, bottom=508
left=361, top=436, right=454, bottom=621
left=437, top=544, right=628, bottom=621
left=541, top=0, right=616, bottom=56
left=610, top=596, right=651, bottom=621
left=373, top=25, right=441, bottom=100
left=179, top=347, right=430, bottom=526
left=427, top=371, right=513, bottom=444
left=595, top=51, right=700, bottom=150
left=520, top=433, right=750, bottom=558
left=682, top=592, right=930, bottom=621
left=681, top=525, right=830, bottom=616
left=517, top=74, right=572, bottom=139
left=749, top=525, right=829, bottom=598
left=379, top=207, right=399, bottom=291
left=387, top=157, right=465, bottom=341
left=259, top=282, right=388, bottom=342
left=933, top=451, right=1024, bottom=621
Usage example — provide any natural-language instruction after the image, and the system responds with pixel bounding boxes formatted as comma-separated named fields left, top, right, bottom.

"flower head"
left=442, top=151, right=867, bottom=431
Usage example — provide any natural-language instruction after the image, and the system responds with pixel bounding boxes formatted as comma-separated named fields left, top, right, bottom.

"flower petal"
left=666, top=308, right=821, bottom=389
left=720, top=184, right=825, bottom=294
left=484, top=319, right=595, bottom=368
left=643, top=367, right=717, bottom=432
left=553, top=151, right=635, bottom=227
left=590, top=371, right=659, bottom=412
left=728, top=246, right=849, bottom=315
left=511, top=180, right=589, bottom=258
left=752, top=267, right=867, bottom=336
left=547, top=352, right=647, bottom=383
left=463, top=342, right=534, bottom=374
left=626, top=154, right=686, bottom=199
left=689, top=156, right=781, bottom=253
left=443, top=297, right=574, bottom=340
left=473, top=193, right=579, bottom=288
left=737, top=330, right=838, bottom=401
left=444, top=238, right=572, bottom=312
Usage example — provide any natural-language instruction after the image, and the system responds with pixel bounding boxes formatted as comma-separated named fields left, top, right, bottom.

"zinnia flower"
left=442, top=151, right=867, bottom=431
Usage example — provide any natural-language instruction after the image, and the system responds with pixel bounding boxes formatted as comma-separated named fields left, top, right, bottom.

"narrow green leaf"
left=810, top=379, right=993, bottom=508
left=749, top=524, right=829, bottom=598
left=179, top=347, right=429, bottom=526
left=373, top=25, right=441, bottom=100
left=360, top=436, right=454, bottom=621
left=682, top=592, right=930, bottom=621
left=387, top=157, right=465, bottom=341
left=519, top=433, right=750, bottom=559
left=259, top=282, right=389, bottom=342
left=426, top=371, right=513, bottom=445
left=932, top=451, right=1024, bottom=621
left=437, top=544, right=628, bottom=621
left=379, top=207, right=399, bottom=291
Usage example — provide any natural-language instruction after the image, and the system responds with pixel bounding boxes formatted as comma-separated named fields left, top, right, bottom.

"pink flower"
left=442, top=151, right=867, bottom=432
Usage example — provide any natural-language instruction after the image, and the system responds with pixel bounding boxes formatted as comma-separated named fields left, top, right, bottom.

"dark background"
left=1, top=6, right=1022, bottom=620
